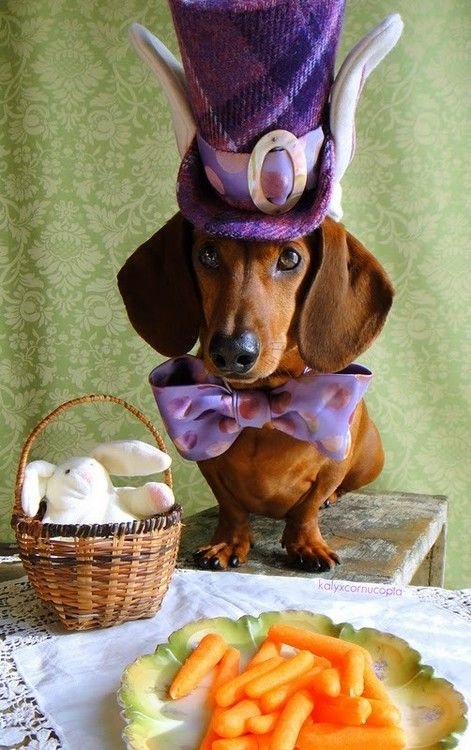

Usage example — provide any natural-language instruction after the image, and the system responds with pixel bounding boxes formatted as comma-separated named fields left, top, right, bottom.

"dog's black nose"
left=209, top=331, right=260, bottom=375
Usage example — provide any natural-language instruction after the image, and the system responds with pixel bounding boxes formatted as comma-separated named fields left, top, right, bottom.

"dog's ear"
left=117, top=212, right=201, bottom=356
left=299, top=218, right=394, bottom=373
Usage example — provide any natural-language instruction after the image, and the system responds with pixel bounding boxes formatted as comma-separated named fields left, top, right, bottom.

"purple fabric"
left=149, top=355, right=371, bottom=462
left=169, top=0, right=344, bottom=150
left=177, top=134, right=335, bottom=241
left=197, top=127, right=324, bottom=209
left=166, top=0, right=346, bottom=240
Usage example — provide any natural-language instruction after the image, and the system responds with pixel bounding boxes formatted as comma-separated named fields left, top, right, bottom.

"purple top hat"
left=129, top=4, right=403, bottom=241
left=170, top=0, right=344, bottom=240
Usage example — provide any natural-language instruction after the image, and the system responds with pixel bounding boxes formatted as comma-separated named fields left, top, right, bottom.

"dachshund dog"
left=118, top=213, right=394, bottom=572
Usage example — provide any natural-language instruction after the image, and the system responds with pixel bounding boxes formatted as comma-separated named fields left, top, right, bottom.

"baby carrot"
left=215, top=656, right=285, bottom=708
left=340, top=648, right=365, bottom=696
left=246, top=711, right=279, bottom=734
left=245, top=639, right=280, bottom=668
left=313, top=695, right=372, bottom=725
left=197, top=722, right=219, bottom=750
left=268, top=623, right=364, bottom=663
left=199, top=648, right=242, bottom=749
left=363, top=660, right=390, bottom=701
left=312, top=655, right=332, bottom=670
left=296, top=722, right=406, bottom=750
left=308, top=666, right=341, bottom=697
left=244, top=650, right=315, bottom=699
left=366, top=697, right=402, bottom=726
left=213, top=699, right=261, bottom=739
left=169, top=632, right=228, bottom=700
left=269, top=689, right=314, bottom=750
left=199, top=703, right=227, bottom=750
left=211, top=737, right=258, bottom=750
left=254, top=734, right=273, bottom=750
left=259, top=666, right=323, bottom=713
left=210, top=647, right=241, bottom=703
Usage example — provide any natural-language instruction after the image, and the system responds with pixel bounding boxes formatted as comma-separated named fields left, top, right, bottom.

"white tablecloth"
left=0, top=570, right=470, bottom=749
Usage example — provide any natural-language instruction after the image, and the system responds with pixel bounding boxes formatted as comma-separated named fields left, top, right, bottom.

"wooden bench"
left=177, top=490, right=447, bottom=586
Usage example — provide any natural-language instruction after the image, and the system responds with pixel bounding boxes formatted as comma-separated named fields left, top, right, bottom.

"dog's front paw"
left=282, top=528, right=340, bottom=572
left=193, top=539, right=251, bottom=570
left=287, top=544, right=340, bottom=572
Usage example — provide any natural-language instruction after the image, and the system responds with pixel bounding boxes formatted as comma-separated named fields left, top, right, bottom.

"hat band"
left=197, top=127, right=324, bottom=215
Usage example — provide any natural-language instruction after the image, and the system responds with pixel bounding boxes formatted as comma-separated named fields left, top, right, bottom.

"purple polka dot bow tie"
left=149, top=355, right=372, bottom=462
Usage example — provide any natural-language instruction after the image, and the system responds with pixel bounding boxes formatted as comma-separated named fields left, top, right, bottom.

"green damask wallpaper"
left=0, top=1, right=469, bottom=586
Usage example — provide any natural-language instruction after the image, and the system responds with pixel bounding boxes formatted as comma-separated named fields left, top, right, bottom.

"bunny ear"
left=21, top=460, right=56, bottom=518
left=328, top=13, right=404, bottom=220
left=128, top=23, right=196, bottom=158
left=89, top=440, right=171, bottom=476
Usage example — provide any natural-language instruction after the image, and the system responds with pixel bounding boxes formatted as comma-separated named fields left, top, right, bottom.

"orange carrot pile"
left=166, top=622, right=406, bottom=750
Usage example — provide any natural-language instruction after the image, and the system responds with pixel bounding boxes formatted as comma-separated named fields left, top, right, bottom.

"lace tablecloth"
left=0, top=570, right=470, bottom=749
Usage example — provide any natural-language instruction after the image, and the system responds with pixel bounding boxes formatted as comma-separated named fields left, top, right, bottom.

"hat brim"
left=176, top=135, right=335, bottom=241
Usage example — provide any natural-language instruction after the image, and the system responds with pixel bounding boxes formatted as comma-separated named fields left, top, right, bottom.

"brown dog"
left=118, top=213, right=394, bottom=572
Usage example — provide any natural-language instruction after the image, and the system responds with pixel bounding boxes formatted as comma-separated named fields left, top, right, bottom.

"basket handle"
left=13, top=394, right=172, bottom=521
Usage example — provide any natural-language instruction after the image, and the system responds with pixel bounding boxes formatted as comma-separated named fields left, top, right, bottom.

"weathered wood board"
left=177, top=490, right=447, bottom=586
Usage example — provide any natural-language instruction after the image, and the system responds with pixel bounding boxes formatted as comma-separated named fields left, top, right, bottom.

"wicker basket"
left=11, top=394, right=182, bottom=631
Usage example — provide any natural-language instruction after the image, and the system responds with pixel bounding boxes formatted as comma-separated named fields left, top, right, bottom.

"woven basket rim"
left=13, top=503, right=182, bottom=540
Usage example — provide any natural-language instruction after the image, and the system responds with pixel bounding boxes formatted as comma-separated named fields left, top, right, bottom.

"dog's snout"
left=209, top=331, right=260, bottom=375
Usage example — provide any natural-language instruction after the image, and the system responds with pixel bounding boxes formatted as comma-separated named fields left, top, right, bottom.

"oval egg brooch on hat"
left=129, top=0, right=403, bottom=241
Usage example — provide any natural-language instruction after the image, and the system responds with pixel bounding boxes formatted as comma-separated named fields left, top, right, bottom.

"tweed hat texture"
left=169, top=0, right=346, bottom=240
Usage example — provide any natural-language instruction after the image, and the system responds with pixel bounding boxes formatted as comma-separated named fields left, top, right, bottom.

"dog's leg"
left=193, top=503, right=253, bottom=569
left=193, top=466, right=253, bottom=569
left=323, top=407, right=384, bottom=508
left=321, top=490, right=342, bottom=508
left=281, top=477, right=342, bottom=572
left=340, top=416, right=385, bottom=492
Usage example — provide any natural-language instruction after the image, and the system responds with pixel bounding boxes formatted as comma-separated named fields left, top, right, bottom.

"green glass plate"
left=118, top=610, right=468, bottom=749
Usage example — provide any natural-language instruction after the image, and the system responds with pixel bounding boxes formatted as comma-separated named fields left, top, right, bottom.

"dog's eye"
left=277, top=247, right=301, bottom=271
left=199, top=243, right=220, bottom=269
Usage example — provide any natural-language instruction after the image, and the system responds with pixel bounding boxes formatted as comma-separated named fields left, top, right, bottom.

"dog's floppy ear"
left=117, top=212, right=201, bottom=356
left=299, top=218, right=394, bottom=373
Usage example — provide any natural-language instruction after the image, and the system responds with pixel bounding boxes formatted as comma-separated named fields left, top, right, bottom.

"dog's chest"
left=199, top=426, right=325, bottom=516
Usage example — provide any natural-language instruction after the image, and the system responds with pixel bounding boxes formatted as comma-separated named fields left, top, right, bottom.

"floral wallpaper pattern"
left=0, top=0, right=469, bottom=587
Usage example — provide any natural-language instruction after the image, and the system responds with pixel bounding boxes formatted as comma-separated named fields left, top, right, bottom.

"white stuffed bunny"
left=21, top=440, right=175, bottom=525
